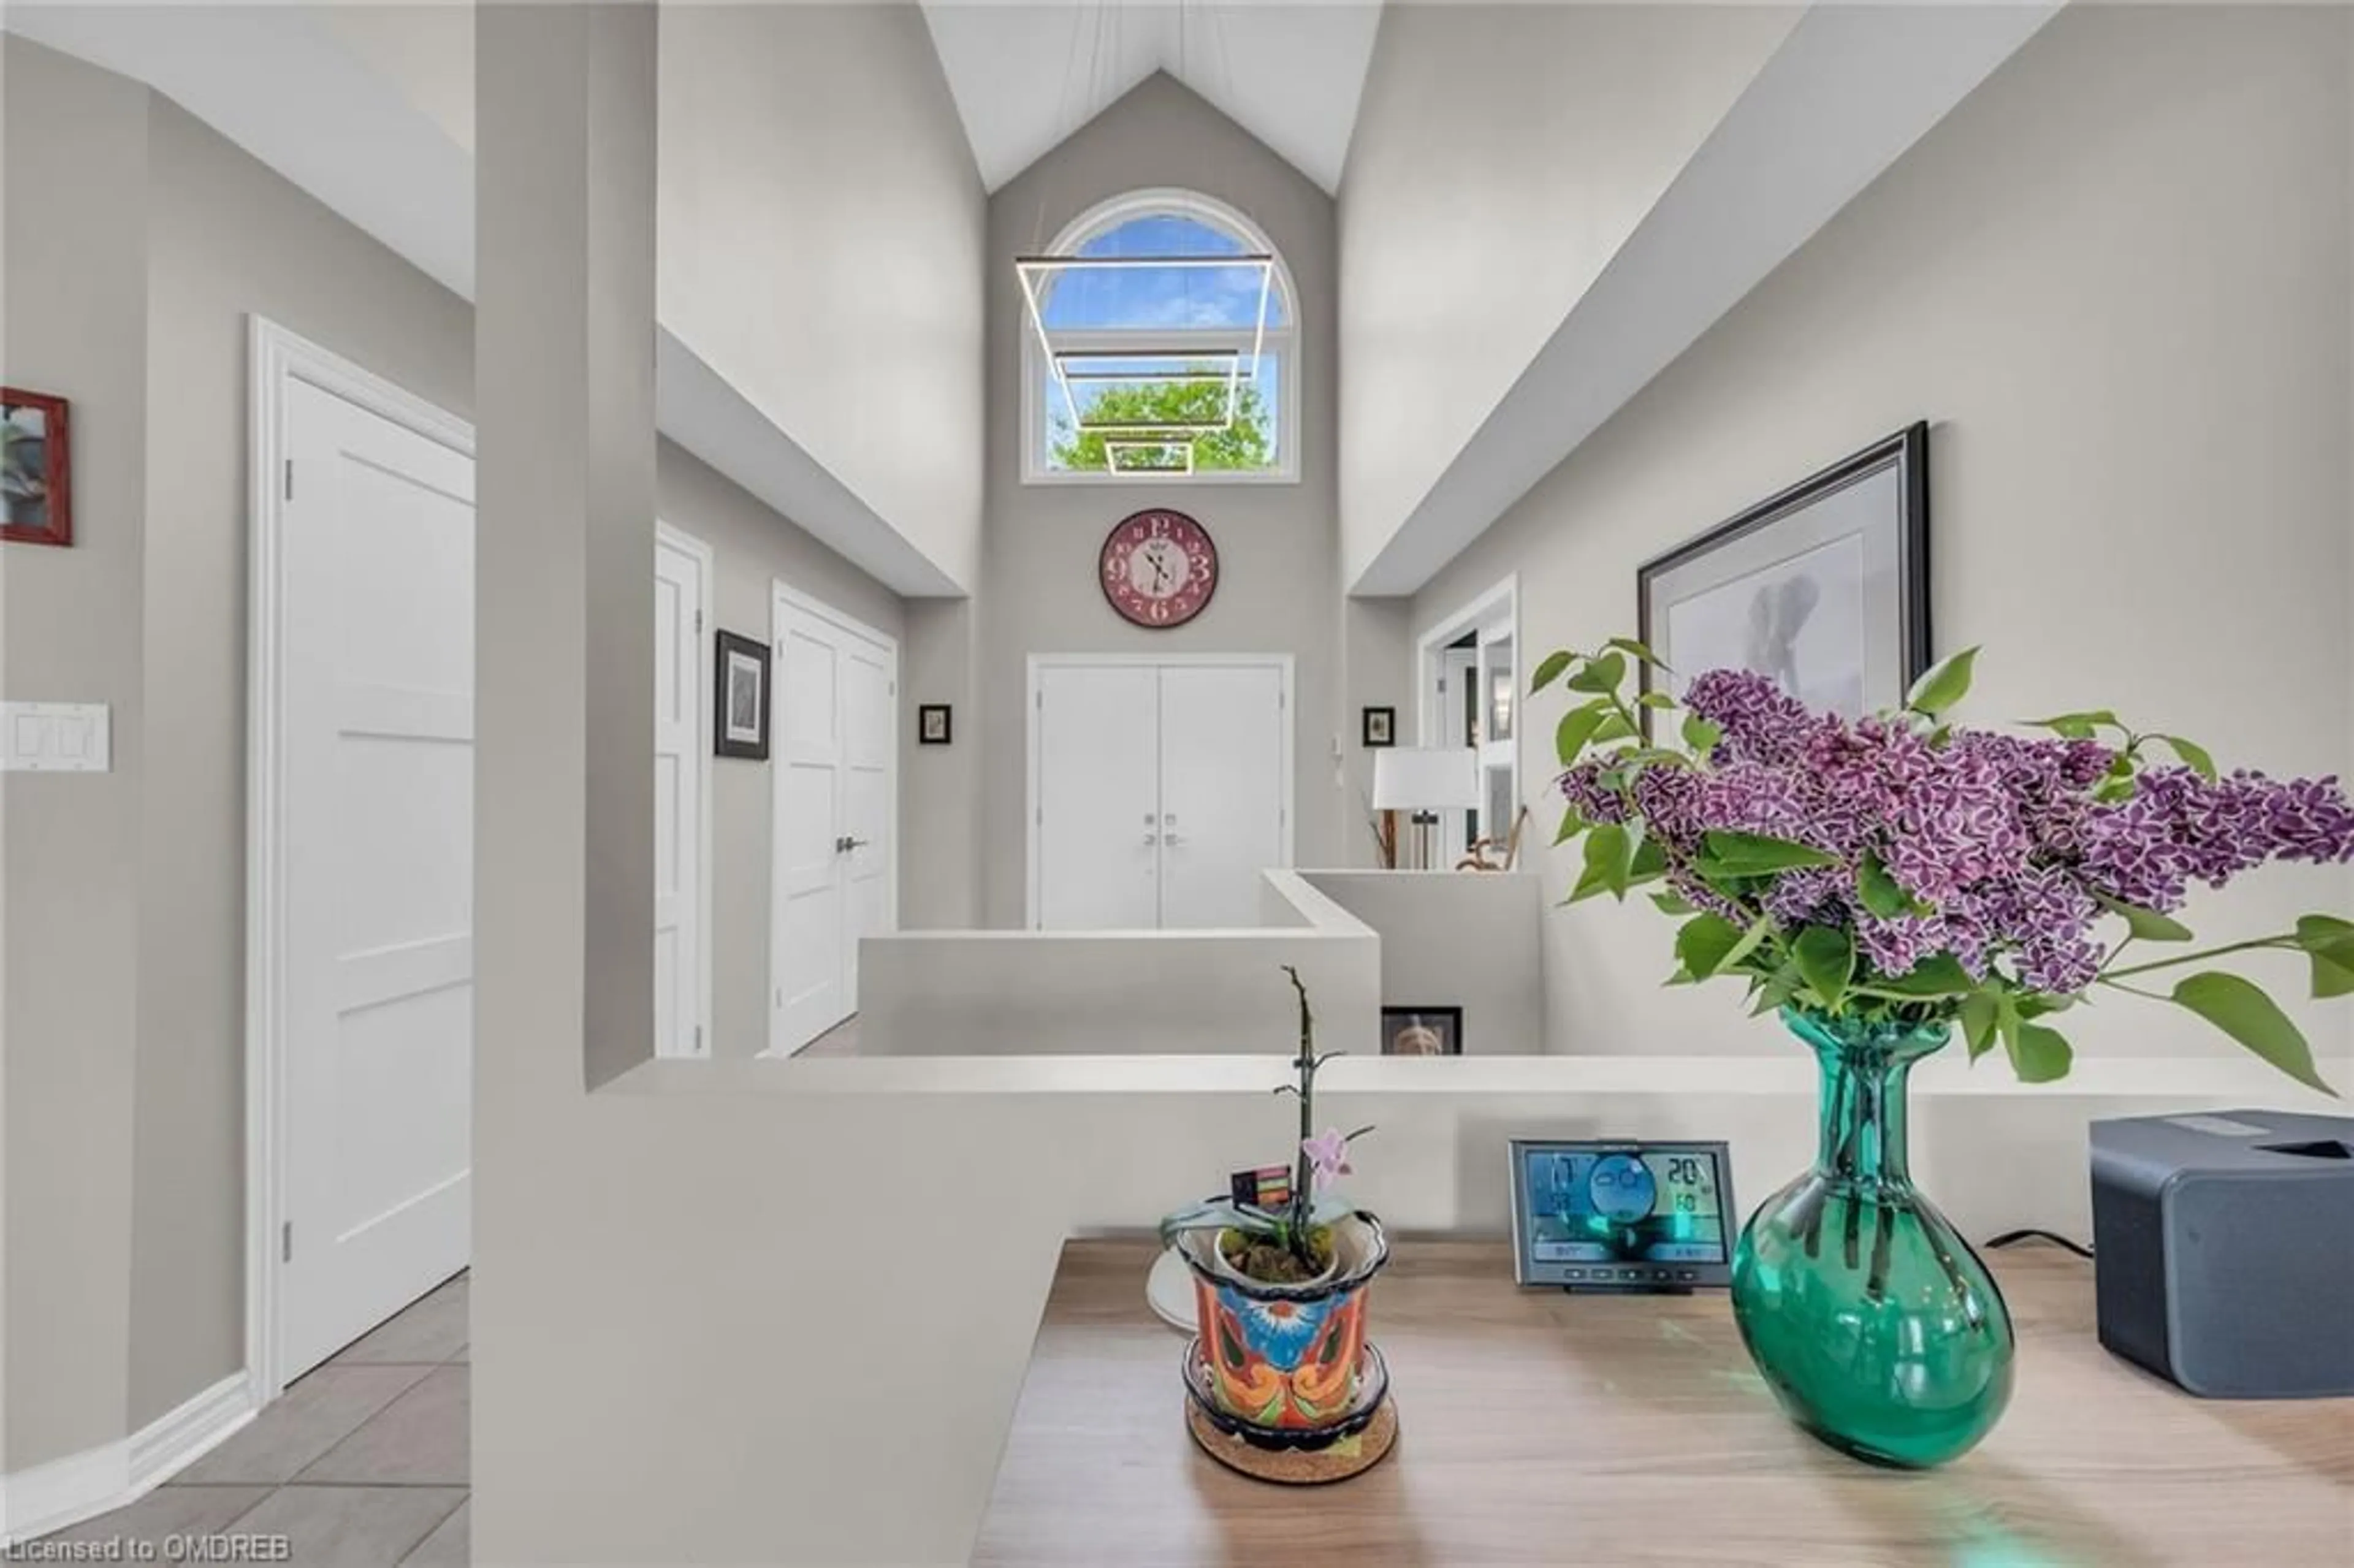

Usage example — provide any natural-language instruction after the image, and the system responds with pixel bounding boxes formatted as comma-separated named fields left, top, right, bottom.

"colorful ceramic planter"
left=1179, top=1212, right=1390, bottom=1431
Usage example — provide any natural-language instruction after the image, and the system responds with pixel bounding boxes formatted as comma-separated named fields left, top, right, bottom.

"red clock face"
left=1100, top=509, right=1218, bottom=630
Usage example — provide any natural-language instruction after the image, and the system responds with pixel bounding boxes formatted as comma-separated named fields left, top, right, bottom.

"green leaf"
left=1530, top=650, right=1575, bottom=695
left=1675, top=914, right=1745, bottom=980
left=1571, top=822, right=1633, bottom=902
left=1555, top=699, right=1611, bottom=766
left=1626, top=832, right=1667, bottom=888
left=1792, top=926, right=1855, bottom=1012
left=1904, top=647, right=1980, bottom=718
left=1959, top=989, right=2000, bottom=1061
left=1721, top=913, right=1775, bottom=975
left=1871, top=954, right=1978, bottom=998
left=1751, top=965, right=1804, bottom=1018
left=1552, top=809, right=1588, bottom=846
left=2095, top=893, right=2193, bottom=943
left=1636, top=691, right=1678, bottom=710
left=1650, top=889, right=1697, bottom=918
left=2295, top=915, right=2354, bottom=999
left=2150, top=734, right=2217, bottom=780
left=2007, top=1021, right=2075, bottom=1083
left=1663, top=965, right=1699, bottom=987
left=1855, top=851, right=1912, bottom=919
left=2169, top=972, right=2336, bottom=1095
left=2025, top=709, right=2118, bottom=740
left=1680, top=714, right=1723, bottom=752
left=1698, top=831, right=1843, bottom=875
left=1605, top=636, right=1671, bottom=671
left=1591, top=714, right=1639, bottom=745
left=1565, top=650, right=1628, bottom=695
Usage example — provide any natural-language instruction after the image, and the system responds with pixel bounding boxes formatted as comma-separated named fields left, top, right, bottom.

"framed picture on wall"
left=918, top=704, right=952, bottom=745
left=2, top=387, right=72, bottom=548
left=1636, top=424, right=1929, bottom=731
left=715, top=628, right=769, bottom=761
left=1381, top=1006, right=1462, bottom=1057
left=1362, top=706, right=1396, bottom=748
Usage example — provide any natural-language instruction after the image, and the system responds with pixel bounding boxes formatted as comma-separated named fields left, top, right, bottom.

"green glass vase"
left=1730, top=1008, right=2016, bottom=1468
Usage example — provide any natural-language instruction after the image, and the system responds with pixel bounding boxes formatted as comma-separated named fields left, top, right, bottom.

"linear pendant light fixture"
left=1014, top=250, right=1276, bottom=469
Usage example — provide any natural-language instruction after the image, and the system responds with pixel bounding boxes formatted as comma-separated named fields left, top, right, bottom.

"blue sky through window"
left=1040, top=213, right=1288, bottom=331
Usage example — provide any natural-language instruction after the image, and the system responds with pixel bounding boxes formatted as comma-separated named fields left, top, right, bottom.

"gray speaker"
left=2090, top=1109, right=2354, bottom=1398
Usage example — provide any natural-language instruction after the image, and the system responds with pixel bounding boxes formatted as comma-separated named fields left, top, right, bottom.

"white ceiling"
left=920, top=2, right=1384, bottom=194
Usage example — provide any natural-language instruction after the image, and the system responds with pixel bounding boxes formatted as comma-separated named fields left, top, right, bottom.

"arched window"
left=1019, top=190, right=1298, bottom=482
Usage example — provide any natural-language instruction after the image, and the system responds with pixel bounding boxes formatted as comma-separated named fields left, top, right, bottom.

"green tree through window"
left=1049, top=373, right=1274, bottom=473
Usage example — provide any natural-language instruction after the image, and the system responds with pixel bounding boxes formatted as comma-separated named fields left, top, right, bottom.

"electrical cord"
left=1984, top=1228, right=2095, bottom=1259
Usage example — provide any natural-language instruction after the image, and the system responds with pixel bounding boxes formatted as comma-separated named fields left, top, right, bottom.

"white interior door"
left=1157, top=664, right=1287, bottom=928
left=771, top=589, right=898, bottom=1053
left=1034, top=664, right=1161, bottom=930
left=654, top=531, right=707, bottom=1057
left=281, top=378, right=474, bottom=1377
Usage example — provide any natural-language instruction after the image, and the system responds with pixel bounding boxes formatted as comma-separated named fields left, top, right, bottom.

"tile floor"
left=793, top=1014, right=862, bottom=1057
left=40, top=1273, right=471, bottom=1566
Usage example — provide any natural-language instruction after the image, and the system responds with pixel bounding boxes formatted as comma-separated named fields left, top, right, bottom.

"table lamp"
left=1371, top=747, right=1481, bottom=870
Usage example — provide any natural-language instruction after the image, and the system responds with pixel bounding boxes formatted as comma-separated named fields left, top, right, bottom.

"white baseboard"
left=0, top=1371, right=256, bottom=1546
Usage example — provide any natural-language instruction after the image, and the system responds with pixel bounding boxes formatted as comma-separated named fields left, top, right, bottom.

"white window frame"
left=1020, top=189, right=1300, bottom=487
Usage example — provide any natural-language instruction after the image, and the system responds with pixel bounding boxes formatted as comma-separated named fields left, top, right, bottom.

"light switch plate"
left=2, top=702, right=112, bottom=772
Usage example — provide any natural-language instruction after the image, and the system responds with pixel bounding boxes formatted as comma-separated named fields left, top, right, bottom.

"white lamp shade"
left=1372, top=746, right=1481, bottom=811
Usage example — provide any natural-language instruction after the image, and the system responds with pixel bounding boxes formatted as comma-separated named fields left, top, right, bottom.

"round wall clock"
left=1100, top=508, right=1219, bottom=629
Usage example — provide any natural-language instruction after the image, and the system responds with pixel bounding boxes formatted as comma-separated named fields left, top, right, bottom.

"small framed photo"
left=714, top=629, right=769, bottom=761
left=918, top=704, right=952, bottom=746
left=2, top=387, right=73, bottom=548
left=1362, top=706, right=1396, bottom=748
left=1381, top=1005, right=1461, bottom=1057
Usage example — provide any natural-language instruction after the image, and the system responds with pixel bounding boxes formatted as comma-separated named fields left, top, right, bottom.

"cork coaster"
left=1184, top=1397, right=1398, bottom=1484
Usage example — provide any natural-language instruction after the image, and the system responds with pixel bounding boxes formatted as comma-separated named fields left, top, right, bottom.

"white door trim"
left=245, top=316, right=474, bottom=1404
left=656, top=520, right=716, bottom=1059
left=1024, top=652, right=1297, bottom=929
left=1412, top=574, right=1519, bottom=860
left=766, top=579, right=901, bottom=1057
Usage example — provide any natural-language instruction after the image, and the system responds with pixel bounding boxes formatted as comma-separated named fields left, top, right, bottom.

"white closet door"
left=1157, top=663, right=1288, bottom=928
left=1035, top=664, right=1161, bottom=929
left=770, top=591, right=899, bottom=1054
left=773, top=602, right=849, bottom=1048
left=653, top=535, right=706, bottom=1057
left=281, top=379, right=474, bottom=1377
left=837, top=631, right=896, bottom=1012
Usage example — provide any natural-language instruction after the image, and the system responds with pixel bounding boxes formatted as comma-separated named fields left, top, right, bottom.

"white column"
left=473, top=0, right=657, bottom=1098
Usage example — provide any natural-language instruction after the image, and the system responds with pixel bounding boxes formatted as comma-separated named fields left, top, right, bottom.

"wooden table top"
left=973, top=1239, right=2353, bottom=1567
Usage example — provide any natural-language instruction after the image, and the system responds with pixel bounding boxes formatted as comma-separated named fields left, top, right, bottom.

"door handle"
left=842, top=837, right=870, bottom=853
left=1141, top=833, right=1159, bottom=846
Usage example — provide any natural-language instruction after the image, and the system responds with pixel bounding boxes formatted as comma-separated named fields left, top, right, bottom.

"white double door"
left=771, top=588, right=898, bottom=1054
left=1032, top=657, right=1291, bottom=930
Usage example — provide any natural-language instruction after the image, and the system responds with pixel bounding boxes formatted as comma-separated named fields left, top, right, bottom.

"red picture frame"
left=2, top=387, right=72, bottom=548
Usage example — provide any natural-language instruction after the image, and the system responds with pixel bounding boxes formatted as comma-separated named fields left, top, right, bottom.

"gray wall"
left=974, top=74, right=1345, bottom=928
left=1, top=35, right=151, bottom=1473
left=1337, top=4, right=1799, bottom=583
left=1, top=35, right=915, bottom=1462
left=655, top=440, right=905, bottom=1058
left=1411, top=5, right=2354, bottom=1075
left=658, top=2, right=986, bottom=592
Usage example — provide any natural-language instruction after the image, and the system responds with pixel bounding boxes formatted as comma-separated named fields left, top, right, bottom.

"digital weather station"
left=1509, top=1140, right=1738, bottom=1292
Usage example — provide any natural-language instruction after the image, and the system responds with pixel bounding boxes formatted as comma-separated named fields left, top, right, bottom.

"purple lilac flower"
left=1558, top=758, right=1628, bottom=824
left=1567, top=660, right=2354, bottom=1000
left=1682, top=670, right=1813, bottom=767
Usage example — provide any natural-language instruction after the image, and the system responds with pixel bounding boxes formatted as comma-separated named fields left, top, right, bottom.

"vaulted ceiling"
left=919, top=2, right=1384, bottom=193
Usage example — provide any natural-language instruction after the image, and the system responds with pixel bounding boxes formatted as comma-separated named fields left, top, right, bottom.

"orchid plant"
left=1160, top=965, right=1375, bottom=1279
left=1538, top=639, right=2354, bottom=1092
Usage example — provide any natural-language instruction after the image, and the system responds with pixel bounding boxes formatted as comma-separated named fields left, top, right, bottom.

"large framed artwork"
left=2, top=387, right=72, bottom=548
left=1637, top=424, right=1929, bottom=726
